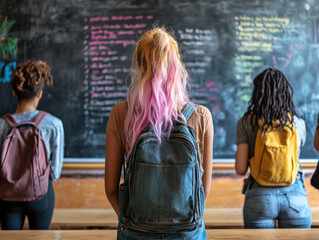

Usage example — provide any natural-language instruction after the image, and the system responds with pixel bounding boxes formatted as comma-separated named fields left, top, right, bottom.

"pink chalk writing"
left=83, top=14, right=154, bottom=124
left=98, top=46, right=109, bottom=50
left=90, top=51, right=99, bottom=56
left=91, top=63, right=112, bottom=69
left=89, top=40, right=136, bottom=47
left=91, top=75, right=104, bottom=81
left=92, top=30, right=103, bottom=35
left=93, top=86, right=115, bottom=91
left=101, top=69, right=113, bottom=74
left=207, top=95, right=218, bottom=100
left=123, top=24, right=147, bottom=29
left=111, top=16, right=133, bottom=21
left=102, top=24, right=122, bottom=29
left=206, top=81, right=219, bottom=92
left=91, top=91, right=100, bottom=98
left=91, top=57, right=105, bottom=61
left=91, top=80, right=114, bottom=85
left=117, top=30, right=135, bottom=35
left=91, top=35, right=117, bottom=40
left=90, top=16, right=109, bottom=22
left=210, top=103, right=222, bottom=108
left=91, top=26, right=101, bottom=30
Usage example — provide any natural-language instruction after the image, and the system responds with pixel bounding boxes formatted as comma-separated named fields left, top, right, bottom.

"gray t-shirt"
left=236, top=114, right=306, bottom=160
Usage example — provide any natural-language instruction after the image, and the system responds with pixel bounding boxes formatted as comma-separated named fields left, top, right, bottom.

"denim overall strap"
left=181, top=103, right=196, bottom=121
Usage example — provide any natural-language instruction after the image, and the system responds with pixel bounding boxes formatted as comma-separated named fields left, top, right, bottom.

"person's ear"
left=37, top=90, right=43, bottom=99
left=12, top=90, right=16, bottom=97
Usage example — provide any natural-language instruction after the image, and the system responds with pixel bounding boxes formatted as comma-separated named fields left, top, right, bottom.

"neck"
left=15, top=99, right=39, bottom=114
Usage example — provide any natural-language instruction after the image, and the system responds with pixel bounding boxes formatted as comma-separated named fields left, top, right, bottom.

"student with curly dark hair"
left=0, top=60, right=64, bottom=230
left=235, top=68, right=311, bottom=228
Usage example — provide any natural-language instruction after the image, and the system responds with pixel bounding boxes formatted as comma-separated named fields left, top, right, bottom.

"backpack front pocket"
left=130, top=162, right=195, bottom=224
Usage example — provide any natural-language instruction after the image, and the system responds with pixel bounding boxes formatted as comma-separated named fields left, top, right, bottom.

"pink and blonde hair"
left=124, top=27, right=190, bottom=156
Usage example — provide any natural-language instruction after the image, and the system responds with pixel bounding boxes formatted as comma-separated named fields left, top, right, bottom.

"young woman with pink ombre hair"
left=105, top=28, right=213, bottom=239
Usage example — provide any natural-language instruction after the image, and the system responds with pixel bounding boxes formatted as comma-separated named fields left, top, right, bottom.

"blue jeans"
left=0, top=180, right=55, bottom=230
left=117, top=215, right=207, bottom=240
left=243, top=174, right=311, bottom=228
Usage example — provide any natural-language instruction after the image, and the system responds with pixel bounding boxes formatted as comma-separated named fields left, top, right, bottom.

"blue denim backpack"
left=119, top=103, right=205, bottom=233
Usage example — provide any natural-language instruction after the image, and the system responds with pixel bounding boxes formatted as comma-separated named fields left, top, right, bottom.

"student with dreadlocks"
left=235, top=68, right=311, bottom=228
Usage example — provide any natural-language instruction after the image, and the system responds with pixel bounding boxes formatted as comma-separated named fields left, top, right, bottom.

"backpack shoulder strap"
left=181, top=103, right=196, bottom=121
left=2, top=114, right=17, bottom=128
left=33, top=111, right=48, bottom=127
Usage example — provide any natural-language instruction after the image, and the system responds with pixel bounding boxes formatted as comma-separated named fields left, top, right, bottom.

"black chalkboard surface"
left=1, top=0, right=319, bottom=161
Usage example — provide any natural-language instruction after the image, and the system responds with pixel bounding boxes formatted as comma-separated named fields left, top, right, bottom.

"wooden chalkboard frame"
left=62, top=162, right=317, bottom=171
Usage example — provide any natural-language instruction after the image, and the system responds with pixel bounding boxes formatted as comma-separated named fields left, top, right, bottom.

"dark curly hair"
left=243, top=68, right=297, bottom=134
left=11, top=60, right=53, bottom=101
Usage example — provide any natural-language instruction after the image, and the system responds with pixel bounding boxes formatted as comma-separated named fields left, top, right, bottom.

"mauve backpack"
left=0, top=111, right=51, bottom=201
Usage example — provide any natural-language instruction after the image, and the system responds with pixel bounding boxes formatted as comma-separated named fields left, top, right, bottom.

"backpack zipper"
left=257, top=144, right=266, bottom=180
left=170, top=133, right=202, bottom=222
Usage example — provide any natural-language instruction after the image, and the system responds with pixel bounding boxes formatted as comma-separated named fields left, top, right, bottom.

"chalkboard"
left=1, top=0, right=319, bottom=161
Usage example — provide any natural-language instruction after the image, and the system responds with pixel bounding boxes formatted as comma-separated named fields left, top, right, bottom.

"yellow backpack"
left=250, top=120, right=299, bottom=186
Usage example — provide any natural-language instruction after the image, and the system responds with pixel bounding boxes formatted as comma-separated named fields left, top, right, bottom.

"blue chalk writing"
left=0, top=61, right=16, bottom=83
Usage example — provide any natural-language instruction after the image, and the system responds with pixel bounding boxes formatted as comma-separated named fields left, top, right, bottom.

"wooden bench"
left=49, top=208, right=243, bottom=229
left=50, top=208, right=117, bottom=229
left=28, top=207, right=319, bottom=229
left=2, top=229, right=319, bottom=240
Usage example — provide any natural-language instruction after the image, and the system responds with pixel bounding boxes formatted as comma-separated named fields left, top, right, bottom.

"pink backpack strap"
left=2, top=114, right=17, bottom=128
left=33, top=111, right=48, bottom=126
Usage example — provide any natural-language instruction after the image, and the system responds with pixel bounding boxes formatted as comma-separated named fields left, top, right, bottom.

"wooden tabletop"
left=1, top=229, right=319, bottom=240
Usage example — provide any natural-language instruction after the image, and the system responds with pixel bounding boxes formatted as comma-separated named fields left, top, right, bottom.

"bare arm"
left=104, top=107, right=124, bottom=217
left=314, top=126, right=319, bottom=153
left=235, top=143, right=249, bottom=175
left=202, top=113, right=213, bottom=199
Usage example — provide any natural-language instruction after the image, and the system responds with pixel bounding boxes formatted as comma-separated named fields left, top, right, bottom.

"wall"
left=54, top=172, right=319, bottom=209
